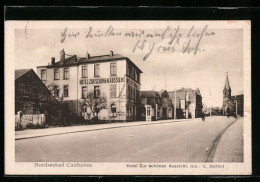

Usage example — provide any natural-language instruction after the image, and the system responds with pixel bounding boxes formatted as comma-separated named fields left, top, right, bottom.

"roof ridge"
left=15, top=69, right=32, bottom=80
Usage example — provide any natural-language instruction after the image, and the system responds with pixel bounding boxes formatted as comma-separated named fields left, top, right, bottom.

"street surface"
left=15, top=116, right=243, bottom=162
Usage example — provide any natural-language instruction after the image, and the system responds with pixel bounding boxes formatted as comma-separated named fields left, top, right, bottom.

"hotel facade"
left=37, top=49, right=142, bottom=121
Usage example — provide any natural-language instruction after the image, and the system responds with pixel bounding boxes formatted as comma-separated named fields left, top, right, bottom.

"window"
left=133, top=88, right=135, bottom=101
left=82, top=86, right=88, bottom=99
left=54, top=69, right=60, bottom=80
left=21, top=82, right=29, bottom=96
left=132, top=68, right=135, bottom=79
left=129, top=66, right=132, bottom=77
left=111, top=103, right=117, bottom=117
left=94, top=64, right=100, bottom=77
left=94, top=86, right=100, bottom=98
left=180, top=99, right=185, bottom=109
left=136, top=90, right=139, bottom=102
left=64, top=85, right=69, bottom=97
left=54, top=85, right=60, bottom=98
left=41, top=69, right=47, bottom=81
left=128, top=86, right=132, bottom=100
left=64, top=68, right=69, bottom=79
left=82, top=66, right=87, bottom=78
left=133, top=69, right=136, bottom=81
left=110, top=84, right=116, bottom=98
left=110, top=62, right=117, bottom=76
left=137, top=73, right=140, bottom=83
left=163, top=97, right=167, bottom=103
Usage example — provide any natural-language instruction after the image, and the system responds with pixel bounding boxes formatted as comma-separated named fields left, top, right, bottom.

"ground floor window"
left=94, top=86, right=100, bottom=98
left=64, top=85, right=69, bottom=97
left=110, top=84, right=116, bottom=98
left=82, top=86, right=88, bottom=99
left=54, top=85, right=60, bottom=98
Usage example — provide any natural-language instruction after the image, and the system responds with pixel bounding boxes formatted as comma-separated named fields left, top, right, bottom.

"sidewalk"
left=213, top=118, right=244, bottom=162
left=15, top=117, right=199, bottom=140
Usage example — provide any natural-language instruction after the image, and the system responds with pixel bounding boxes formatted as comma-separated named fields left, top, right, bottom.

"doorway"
left=146, top=106, right=151, bottom=121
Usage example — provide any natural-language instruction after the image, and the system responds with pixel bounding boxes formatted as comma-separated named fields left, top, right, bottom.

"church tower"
left=223, top=72, right=231, bottom=115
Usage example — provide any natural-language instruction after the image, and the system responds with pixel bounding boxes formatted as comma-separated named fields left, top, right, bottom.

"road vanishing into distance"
left=16, top=116, right=243, bottom=162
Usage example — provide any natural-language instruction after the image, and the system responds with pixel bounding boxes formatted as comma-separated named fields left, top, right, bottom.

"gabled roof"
left=168, top=88, right=201, bottom=96
left=15, top=69, right=31, bottom=80
left=78, top=54, right=126, bottom=64
left=37, top=53, right=143, bottom=73
left=141, top=91, right=158, bottom=98
left=158, top=90, right=169, bottom=97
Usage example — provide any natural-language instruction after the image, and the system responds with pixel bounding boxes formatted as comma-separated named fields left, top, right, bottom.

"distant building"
left=168, top=88, right=203, bottom=119
left=140, top=90, right=173, bottom=121
left=15, top=69, right=54, bottom=116
left=37, top=49, right=142, bottom=122
left=222, top=72, right=244, bottom=116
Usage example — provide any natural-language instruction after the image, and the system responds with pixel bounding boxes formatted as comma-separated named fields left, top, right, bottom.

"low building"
left=37, top=49, right=143, bottom=122
left=15, top=69, right=54, bottom=128
left=168, top=88, right=203, bottom=119
left=140, top=90, right=173, bottom=121
left=15, top=69, right=54, bottom=115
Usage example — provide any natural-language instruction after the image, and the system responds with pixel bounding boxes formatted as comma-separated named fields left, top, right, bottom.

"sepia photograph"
left=5, top=20, right=251, bottom=175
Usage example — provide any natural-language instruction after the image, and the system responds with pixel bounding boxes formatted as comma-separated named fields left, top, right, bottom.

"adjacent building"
left=140, top=90, right=173, bottom=121
left=37, top=49, right=142, bottom=122
left=15, top=69, right=54, bottom=115
left=222, top=72, right=244, bottom=116
left=168, top=88, right=203, bottom=119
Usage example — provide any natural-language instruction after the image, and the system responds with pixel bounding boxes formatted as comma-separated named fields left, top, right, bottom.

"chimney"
left=110, top=50, right=113, bottom=56
left=51, top=57, right=55, bottom=65
left=86, top=51, right=90, bottom=59
left=60, top=49, right=65, bottom=65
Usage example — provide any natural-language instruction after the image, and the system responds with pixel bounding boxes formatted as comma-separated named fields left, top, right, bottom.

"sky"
left=15, top=23, right=244, bottom=107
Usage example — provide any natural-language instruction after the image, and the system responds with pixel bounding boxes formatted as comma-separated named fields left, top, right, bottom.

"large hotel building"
left=37, top=49, right=142, bottom=121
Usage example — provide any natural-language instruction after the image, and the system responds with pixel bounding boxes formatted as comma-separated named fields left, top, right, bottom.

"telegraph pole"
left=235, top=100, right=238, bottom=116
left=174, top=88, right=177, bottom=120
left=209, top=90, right=212, bottom=117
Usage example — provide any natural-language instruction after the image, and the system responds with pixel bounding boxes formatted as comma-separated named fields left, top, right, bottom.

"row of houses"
left=15, top=49, right=203, bottom=124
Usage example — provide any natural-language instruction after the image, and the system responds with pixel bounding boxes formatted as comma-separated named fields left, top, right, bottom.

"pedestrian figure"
left=234, top=111, right=237, bottom=119
left=227, top=108, right=230, bottom=118
left=201, top=112, right=205, bottom=121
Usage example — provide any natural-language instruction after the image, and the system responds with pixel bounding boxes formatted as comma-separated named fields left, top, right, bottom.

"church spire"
left=224, top=72, right=231, bottom=91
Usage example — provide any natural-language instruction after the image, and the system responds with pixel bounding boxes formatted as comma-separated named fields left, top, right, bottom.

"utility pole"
left=235, top=100, right=238, bottom=116
left=209, top=90, right=212, bottom=117
left=174, top=88, right=177, bottom=120
left=164, top=72, right=166, bottom=90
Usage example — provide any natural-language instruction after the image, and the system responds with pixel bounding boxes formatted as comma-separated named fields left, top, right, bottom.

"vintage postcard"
left=5, top=20, right=251, bottom=175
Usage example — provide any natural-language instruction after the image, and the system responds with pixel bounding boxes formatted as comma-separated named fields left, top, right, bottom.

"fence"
left=15, top=112, right=46, bottom=128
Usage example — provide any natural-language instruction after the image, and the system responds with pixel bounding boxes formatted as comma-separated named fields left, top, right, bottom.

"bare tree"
left=81, top=90, right=107, bottom=119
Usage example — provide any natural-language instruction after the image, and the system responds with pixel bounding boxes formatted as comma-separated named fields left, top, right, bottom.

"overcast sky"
left=15, top=23, right=244, bottom=107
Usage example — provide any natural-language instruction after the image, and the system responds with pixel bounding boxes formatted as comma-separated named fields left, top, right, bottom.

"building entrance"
left=163, top=108, right=167, bottom=119
left=146, top=105, right=151, bottom=121
left=82, top=105, right=90, bottom=120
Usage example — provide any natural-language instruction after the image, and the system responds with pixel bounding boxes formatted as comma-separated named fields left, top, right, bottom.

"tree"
left=81, top=90, right=107, bottom=120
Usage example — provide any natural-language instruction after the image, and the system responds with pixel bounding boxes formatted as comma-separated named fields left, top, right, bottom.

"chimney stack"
left=60, top=49, right=65, bottom=65
left=86, top=51, right=90, bottom=59
left=110, top=50, right=113, bottom=56
left=51, top=57, right=55, bottom=65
